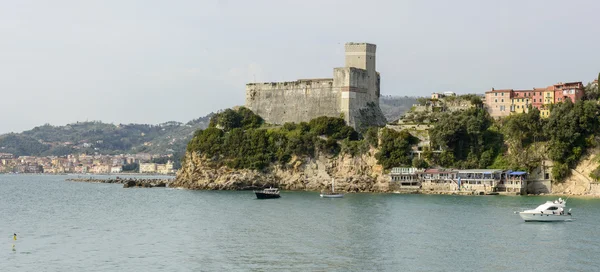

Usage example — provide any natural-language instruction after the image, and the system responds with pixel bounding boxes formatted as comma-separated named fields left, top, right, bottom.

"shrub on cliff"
left=209, top=107, right=264, bottom=131
left=375, top=128, right=419, bottom=169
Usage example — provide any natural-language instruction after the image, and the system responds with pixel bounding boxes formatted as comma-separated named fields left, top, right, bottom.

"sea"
left=1, top=174, right=600, bottom=272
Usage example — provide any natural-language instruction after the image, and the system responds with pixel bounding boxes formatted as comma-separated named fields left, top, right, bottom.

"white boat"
left=320, top=178, right=343, bottom=198
left=516, top=198, right=573, bottom=222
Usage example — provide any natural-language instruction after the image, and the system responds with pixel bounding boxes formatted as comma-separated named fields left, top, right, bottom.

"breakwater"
left=66, top=177, right=173, bottom=188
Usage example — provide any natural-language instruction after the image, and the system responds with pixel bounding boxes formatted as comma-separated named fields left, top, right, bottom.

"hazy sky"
left=1, top=0, right=599, bottom=134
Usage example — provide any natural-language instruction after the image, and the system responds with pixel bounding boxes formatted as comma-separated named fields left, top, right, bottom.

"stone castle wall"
left=245, top=42, right=387, bottom=129
left=245, top=79, right=341, bottom=125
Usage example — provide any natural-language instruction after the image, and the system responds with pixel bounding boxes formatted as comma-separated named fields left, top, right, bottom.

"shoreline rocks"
left=172, top=150, right=389, bottom=192
left=66, top=177, right=173, bottom=188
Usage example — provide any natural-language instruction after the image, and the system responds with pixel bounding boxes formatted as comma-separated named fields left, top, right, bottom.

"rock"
left=170, top=151, right=389, bottom=193
left=123, top=180, right=136, bottom=188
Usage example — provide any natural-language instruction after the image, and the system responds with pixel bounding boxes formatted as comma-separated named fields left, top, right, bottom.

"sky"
left=1, top=0, right=599, bottom=134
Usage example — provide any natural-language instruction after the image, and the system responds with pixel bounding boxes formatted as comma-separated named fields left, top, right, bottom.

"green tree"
left=375, top=128, right=419, bottom=169
left=429, top=107, right=503, bottom=168
left=412, top=157, right=429, bottom=169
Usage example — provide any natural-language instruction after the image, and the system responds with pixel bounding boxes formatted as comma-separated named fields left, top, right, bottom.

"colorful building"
left=484, top=81, right=585, bottom=119
left=484, top=89, right=513, bottom=118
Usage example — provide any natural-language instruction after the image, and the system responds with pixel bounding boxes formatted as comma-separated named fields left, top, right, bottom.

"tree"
left=429, top=107, right=503, bottom=168
left=412, top=157, right=429, bottom=169
left=375, top=128, right=419, bottom=169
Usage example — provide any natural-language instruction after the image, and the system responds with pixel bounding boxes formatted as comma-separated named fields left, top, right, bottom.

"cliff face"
left=552, top=148, right=600, bottom=196
left=173, top=149, right=389, bottom=192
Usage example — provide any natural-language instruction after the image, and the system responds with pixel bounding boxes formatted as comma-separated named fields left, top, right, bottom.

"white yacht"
left=516, top=198, right=573, bottom=222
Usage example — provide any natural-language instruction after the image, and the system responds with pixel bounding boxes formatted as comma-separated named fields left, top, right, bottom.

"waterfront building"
left=496, top=171, right=528, bottom=194
left=390, top=167, right=421, bottom=191
left=388, top=168, right=530, bottom=194
left=418, top=168, right=459, bottom=192
left=456, top=169, right=505, bottom=193
left=139, top=163, right=157, bottom=174
left=111, top=166, right=123, bottom=173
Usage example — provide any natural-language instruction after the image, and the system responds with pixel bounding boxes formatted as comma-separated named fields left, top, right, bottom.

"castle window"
left=495, top=93, right=498, bottom=96
left=494, top=99, right=497, bottom=103
left=502, top=93, right=504, bottom=96
left=501, top=99, right=504, bottom=102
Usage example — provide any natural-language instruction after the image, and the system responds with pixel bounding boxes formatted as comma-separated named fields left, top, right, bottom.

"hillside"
left=0, top=114, right=213, bottom=157
left=379, top=95, right=418, bottom=122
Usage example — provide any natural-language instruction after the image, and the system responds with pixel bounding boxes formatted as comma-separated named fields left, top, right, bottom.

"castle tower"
left=344, top=43, right=379, bottom=103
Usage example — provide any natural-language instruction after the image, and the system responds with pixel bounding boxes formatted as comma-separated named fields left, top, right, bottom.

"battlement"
left=345, top=42, right=376, bottom=54
left=246, top=78, right=334, bottom=88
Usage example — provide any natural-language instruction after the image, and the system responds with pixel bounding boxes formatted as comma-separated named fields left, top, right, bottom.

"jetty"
left=66, top=177, right=173, bottom=188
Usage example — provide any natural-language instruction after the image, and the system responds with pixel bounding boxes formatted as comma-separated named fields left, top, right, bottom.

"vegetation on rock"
left=186, top=107, right=400, bottom=171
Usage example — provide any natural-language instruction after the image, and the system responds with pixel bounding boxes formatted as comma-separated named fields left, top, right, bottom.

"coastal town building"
left=484, top=82, right=585, bottom=119
left=139, top=163, right=157, bottom=174
left=139, top=161, right=174, bottom=174
left=245, top=42, right=387, bottom=130
left=0, top=153, right=176, bottom=175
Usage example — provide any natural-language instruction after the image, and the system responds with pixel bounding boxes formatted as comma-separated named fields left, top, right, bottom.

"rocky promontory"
left=66, top=177, right=173, bottom=188
left=172, top=150, right=389, bottom=192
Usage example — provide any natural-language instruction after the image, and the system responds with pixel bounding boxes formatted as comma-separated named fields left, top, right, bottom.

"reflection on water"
left=1, top=175, right=600, bottom=271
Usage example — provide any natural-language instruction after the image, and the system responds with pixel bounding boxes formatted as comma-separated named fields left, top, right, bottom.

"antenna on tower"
left=253, top=74, right=256, bottom=83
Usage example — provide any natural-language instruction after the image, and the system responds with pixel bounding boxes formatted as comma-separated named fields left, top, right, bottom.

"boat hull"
left=518, top=212, right=572, bottom=222
left=255, top=192, right=280, bottom=199
left=320, top=194, right=344, bottom=198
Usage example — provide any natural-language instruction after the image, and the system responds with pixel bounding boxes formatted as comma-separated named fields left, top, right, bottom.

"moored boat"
left=516, top=198, right=572, bottom=222
left=254, top=187, right=280, bottom=199
left=320, top=178, right=344, bottom=198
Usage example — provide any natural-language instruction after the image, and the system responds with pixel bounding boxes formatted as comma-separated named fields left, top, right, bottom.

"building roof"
left=457, top=169, right=503, bottom=174
left=422, top=168, right=455, bottom=174
left=486, top=89, right=513, bottom=93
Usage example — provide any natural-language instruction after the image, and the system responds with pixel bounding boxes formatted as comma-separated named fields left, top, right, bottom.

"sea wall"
left=245, top=79, right=341, bottom=125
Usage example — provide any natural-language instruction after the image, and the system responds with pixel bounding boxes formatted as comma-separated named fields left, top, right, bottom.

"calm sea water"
left=1, top=175, right=600, bottom=272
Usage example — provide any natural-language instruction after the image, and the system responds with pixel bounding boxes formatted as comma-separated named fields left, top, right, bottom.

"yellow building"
left=543, top=89, right=554, bottom=105
left=511, top=97, right=530, bottom=114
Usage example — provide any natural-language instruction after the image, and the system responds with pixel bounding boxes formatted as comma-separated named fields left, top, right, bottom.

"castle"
left=245, top=42, right=387, bottom=130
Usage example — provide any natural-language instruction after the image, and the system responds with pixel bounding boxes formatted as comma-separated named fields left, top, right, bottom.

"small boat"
left=516, top=198, right=572, bottom=222
left=320, top=178, right=344, bottom=198
left=254, top=187, right=280, bottom=199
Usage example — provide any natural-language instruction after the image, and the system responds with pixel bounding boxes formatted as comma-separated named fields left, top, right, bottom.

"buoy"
left=13, top=233, right=17, bottom=241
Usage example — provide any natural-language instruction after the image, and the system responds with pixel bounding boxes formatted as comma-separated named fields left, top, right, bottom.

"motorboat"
left=320, top=178, right=344, bottom=198
left=516, top=198, right=572, bottom=222
left=254, top=187, right=280, bottom=199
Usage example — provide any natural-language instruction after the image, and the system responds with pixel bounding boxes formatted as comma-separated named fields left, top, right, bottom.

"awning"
left=509, top=171, right=527, bottom=176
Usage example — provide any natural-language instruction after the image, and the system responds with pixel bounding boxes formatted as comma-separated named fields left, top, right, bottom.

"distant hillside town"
left=0, top=152, right=175, bottom=175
